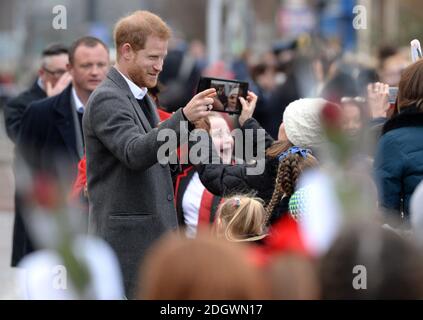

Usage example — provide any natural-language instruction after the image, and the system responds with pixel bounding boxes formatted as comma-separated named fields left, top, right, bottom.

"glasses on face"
left=43, top=66, right=67, bottom=77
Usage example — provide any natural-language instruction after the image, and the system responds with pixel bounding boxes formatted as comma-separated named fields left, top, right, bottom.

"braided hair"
left=265, top=148, right=318, bottom=223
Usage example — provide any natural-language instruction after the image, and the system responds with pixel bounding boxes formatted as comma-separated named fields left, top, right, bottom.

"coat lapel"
left=107, top=67, right=159, bottom=132
left=53, top=85, right=79, bottom=159
left=144, top=94, right=160, bottom=126
left=30, top=80, right=47, bottom=100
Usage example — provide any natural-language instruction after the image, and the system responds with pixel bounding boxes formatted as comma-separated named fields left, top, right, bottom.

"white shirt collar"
left=37, top=77, right=45, bottom=91
left=116, top=69, right=148, bottom=100
left=71, top=87, right=85, bottom=114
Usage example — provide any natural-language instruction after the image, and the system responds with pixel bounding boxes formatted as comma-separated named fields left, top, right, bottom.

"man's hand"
left=238, top=91, right=258, bottom=126
left=183, top=88, right=216, bottom=122
left=46, top=72, right=72, bottom=97
left=367, top=82, right=390, bottom=118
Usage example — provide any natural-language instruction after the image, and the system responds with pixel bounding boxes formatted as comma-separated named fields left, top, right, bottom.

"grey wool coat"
left=83, top=67, right=187, bottom=298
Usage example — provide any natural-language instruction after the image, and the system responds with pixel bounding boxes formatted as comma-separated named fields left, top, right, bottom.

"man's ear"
left=66, top=63, right=73, bottom=76
left=121, top=43, right=134, bottom=61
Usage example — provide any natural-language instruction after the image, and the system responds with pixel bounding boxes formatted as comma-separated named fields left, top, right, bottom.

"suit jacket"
left=4, top=80, right=46, bottom=143
left=83, top=67, right=189, bottom=298
left=5, top=80, right=47, bottom=266
left=18, top=84, right=82, bottom=178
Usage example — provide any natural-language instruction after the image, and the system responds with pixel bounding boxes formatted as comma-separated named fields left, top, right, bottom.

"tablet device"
left=197, top=77, right=249, bottom=114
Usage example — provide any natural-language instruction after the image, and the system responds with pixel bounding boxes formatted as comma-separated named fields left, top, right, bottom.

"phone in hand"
left=411, top=39, right=422, bottom=63
left=197, top=77, right=248, bottom=115
left=388, top=87, right=398, bottom=104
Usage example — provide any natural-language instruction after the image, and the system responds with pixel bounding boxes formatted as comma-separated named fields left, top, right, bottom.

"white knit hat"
left=283, top=98, right=327, bottom=148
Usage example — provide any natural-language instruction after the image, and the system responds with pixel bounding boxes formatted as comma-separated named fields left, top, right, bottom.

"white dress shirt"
left=116, top=68, right=148, bottom=100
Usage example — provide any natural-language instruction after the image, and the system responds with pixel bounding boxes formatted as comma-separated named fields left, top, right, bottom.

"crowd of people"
left=3, top=9, right=423, bottom=300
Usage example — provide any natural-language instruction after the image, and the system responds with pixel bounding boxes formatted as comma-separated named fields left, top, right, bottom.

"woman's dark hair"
left=41, top=43, right=69, bottom=57
left=397, top=59, right=423, bottom=111
left=266, top=140, right=293, bottom=158
left=320, top=222, right=423, bottom=299
left=378, top=45, right=399, bottom=70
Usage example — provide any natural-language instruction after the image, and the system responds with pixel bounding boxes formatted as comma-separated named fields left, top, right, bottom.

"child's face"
left=342, top=103, right=362, bottom=136
left=209, top=116, right=234, bottom=164
left=227, top=93, right=238, bottom=110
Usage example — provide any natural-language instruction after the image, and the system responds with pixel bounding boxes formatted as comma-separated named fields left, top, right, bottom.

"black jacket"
left=6, top=80, right=47, bottom=267
left=18, top=84, right=82, bottom=178
left=4, top=80, right=46, bottom=143
left=260, top=75, right=300, bottom=139
left=12, top=85, right=82, bottom=265
left=194, top=118, right=288, bottom=223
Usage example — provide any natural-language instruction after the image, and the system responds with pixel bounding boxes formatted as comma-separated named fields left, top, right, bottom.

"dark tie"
left=77, top=111, right=85, bottom=147
left=136, top=98, right=156, bottom=128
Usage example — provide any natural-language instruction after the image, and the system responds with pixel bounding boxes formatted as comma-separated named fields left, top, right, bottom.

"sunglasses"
left=43, top=66, right=67, bottom=77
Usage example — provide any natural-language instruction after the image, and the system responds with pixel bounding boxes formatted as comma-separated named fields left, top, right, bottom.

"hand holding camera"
left=196, top=77, right=249, bottom=115
left=238, top=91, right=258, bottom=126
left=411, top=39, right=422, bottom=63
left=183, top=88, right=216, bottom=122
left=367, top=82, right=390, bottom=118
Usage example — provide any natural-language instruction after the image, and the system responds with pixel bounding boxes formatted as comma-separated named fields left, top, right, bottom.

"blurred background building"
left=0, top=0, right=422, bottom=91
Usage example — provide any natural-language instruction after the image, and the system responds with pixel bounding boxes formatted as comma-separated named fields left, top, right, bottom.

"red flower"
left=320, top=101, right=342, bottom=130
left=31, top=173, right=62, bottom=210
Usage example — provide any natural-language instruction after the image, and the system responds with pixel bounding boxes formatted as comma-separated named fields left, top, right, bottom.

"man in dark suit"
left=15, top=37, right=109, bottom=265
left=4, top=43, right=70, bottom=267
left=4, top=43, right=70, bottom=143
left=83, top=10, right=215, bottom=298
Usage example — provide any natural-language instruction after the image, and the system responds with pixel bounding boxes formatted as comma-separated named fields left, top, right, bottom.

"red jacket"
left=174, top=165, right=222, bottom=230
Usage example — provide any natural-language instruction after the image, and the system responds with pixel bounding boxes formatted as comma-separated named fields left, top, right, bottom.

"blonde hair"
left=194, top=112, right=224, bottom=132
left=114, top=10, right=171, bottom=58
left=215, top=195, right=267, bottom=242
